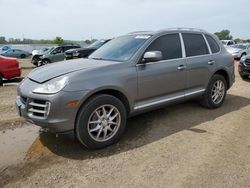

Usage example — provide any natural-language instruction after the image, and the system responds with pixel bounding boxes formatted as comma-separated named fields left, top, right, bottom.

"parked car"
left=238, top=54, right=250, bottom=79
left=0, top=45, right=11, bottom=52
left=38, top=45, right=81, bottom=66
left=31, top=47, right=54, bottom=66
left=16, top=28, right=235, bottom=149
left=0, top=49, right=31, bottom=58
left=65, top=39, right=111, bottom=60
left=221, top=40, right=235, bottom=46
left=226, top=43, right=250, bottom=59
left=0, top=56, right=21, bottom=86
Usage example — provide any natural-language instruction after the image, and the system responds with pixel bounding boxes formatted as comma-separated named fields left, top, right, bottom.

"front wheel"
left=200, top=74, right=227, bottom=109
left=76, top=94, right=127, bottom=149
left=38, top=59, right=51, bottom=67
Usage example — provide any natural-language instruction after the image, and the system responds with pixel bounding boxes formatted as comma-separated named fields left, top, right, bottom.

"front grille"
left=28, top=99, right=50, bottom=118
left=245, top=59, right=250, bottom=66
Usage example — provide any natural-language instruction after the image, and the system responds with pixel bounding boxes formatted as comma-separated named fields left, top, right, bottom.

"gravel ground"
left=0, top=59, right=250, bottom=188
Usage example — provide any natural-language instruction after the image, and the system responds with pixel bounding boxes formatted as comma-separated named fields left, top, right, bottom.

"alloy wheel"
left=87, top=105, right=121, bottom=142
left=211, top=80, right=225, bottom=104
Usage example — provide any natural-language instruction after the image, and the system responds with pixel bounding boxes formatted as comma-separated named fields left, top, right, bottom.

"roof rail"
left=162, top=27, right=207, bottom=32
left=127, top=31, right=153, bottom=35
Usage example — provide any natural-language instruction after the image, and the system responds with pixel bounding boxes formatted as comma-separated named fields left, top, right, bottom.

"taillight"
left=16, top=60, right=21, bottom=68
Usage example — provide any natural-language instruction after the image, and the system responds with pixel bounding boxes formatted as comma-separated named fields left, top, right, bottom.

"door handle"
left=177, top=65, right=186, bottom=70
left=208, top=60, right=215, bottom=65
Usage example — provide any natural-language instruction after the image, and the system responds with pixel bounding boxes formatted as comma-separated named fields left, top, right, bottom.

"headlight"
left=73, top=51, right=80, bottom=57
left=33, top=76, right=68, bottom=94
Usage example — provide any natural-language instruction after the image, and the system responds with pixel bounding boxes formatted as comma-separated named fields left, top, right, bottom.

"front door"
left=50, top=47, right=64, bottom=62
left=135, top=33, right=187, bottom=110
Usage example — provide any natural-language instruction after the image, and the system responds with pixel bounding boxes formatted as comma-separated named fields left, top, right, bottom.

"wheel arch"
left=213, top=69, right=230, bottom=89
left=75, top=88, right=131, bottom=124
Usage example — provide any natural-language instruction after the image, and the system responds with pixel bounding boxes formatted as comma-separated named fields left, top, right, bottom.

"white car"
left=221, top=40, right=235, bottom=46
left=226, top=43, right=250, bottom=59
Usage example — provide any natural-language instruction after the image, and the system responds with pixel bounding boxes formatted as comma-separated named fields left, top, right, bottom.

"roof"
left=127, top=27, right=209, bottom=36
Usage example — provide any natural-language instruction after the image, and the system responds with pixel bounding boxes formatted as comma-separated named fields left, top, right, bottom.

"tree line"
left=0, top=36, right=97, bottom=45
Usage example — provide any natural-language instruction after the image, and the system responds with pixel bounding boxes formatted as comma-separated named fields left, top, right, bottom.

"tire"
left=31, top=56, right=39, bottom=66
left=240, top=75, right=249, bottom=80
left=20, top=54, right=26, bottom=58
left=39, top=59, right=51, bottom=67
left=0, top=74, right=3, bottom=86
left=200, top=74, right=227, bottom=109
left=76, top=94, right=127, bottom=149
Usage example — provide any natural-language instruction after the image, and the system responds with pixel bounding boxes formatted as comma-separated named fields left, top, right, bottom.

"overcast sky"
left=0, top=0, right=249, bottom=40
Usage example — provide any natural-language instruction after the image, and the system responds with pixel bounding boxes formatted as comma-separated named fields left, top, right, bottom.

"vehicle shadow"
left=39, top=94, right=250, bottom=160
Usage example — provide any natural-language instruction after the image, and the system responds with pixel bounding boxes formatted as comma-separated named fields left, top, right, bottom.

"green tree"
left=214, top=30, right=233, bottom=40
left=0, top=36, right=7, bottom=44
left=84, top=39, right=92, bottom=44
left=53, top=37, right=64, bottom=45
left=234, top=38, right=241, bottom=44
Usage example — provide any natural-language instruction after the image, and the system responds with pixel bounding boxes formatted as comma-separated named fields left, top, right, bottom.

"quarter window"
left=146, top=33, right=182, bottom=60
left=205, top=34, right=220, bottom=53
left=182, top=33, right=209, bottom=57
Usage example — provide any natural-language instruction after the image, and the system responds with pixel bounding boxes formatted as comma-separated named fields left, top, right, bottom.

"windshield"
left=232, top=44, right=247, bottom=50
left=89, top=35, right=151, bottom=62
left=48, top=47, right=55, bottom=52
left=88, top=40, right=106, bottom=48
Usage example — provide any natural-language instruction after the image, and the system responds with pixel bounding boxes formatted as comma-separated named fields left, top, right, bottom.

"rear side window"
left=205, top=35, right=220, bottom=53
left=146, top=33, right=182, bottom=60
left=182, top=33, right=209, bottom=57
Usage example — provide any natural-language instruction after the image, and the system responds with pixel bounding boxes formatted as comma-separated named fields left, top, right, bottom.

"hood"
left=28, top=58, right=118, bottom=83
left=65, top=47, right=96, bottom=53
left=227, top=47, right=241, bottom=53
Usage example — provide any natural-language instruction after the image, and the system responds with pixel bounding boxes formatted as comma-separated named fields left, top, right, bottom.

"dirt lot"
left=0, top=58, right=250, bottom=188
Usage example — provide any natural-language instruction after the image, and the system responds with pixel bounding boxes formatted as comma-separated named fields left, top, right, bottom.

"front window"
left=89, top=35, right=151, bottom=62
left=51, top=47, right=63, bottom=54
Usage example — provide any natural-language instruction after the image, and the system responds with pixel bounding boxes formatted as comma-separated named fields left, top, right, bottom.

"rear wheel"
left=20, top=54, right=26, bottom=58
left=76, top=94, right=127, bottom=149
left=240, top=74, right=249, bottom=80
left=200, top=74, right=227, bottom=109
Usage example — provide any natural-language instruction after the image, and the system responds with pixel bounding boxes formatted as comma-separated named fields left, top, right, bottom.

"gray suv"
left=16, top=28, right=235, bottom=149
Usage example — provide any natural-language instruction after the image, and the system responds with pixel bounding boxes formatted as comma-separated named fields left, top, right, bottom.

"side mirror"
left=142, top=51, right=163, bottom=63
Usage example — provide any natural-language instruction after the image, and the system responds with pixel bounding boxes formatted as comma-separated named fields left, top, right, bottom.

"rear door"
left=181, top=33, right=217, bottom=95
left=136, top=33, right=187, bottom=110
